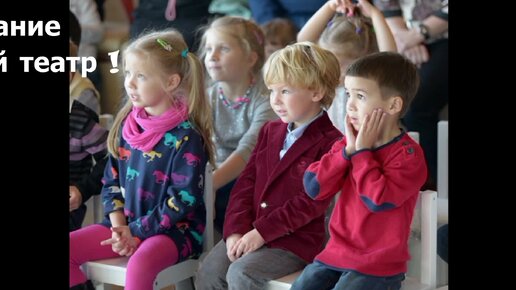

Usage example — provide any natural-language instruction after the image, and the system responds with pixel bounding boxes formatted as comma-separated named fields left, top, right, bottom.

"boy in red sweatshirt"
left=293, top=52, right=427, bottom=290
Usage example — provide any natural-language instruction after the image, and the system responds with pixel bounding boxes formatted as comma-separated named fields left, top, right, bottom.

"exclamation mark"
left=108, top=50, right=120, bottom=73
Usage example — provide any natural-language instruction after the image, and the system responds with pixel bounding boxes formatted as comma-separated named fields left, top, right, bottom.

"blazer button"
left=260, top=202, right=267, bottom=208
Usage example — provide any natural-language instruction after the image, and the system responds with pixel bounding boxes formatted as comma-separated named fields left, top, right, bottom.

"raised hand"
left=356, top=109, right=386, bottom=150
left=328, top=0, right=355, bottom=15
left=344, top=114, right=357, bottom=156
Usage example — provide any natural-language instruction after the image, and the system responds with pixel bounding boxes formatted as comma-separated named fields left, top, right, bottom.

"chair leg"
left=70, top=280, right=95, bottom=290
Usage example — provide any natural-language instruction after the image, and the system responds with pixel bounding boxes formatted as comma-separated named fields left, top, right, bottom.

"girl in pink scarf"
left=69, top=29, right=215, bottom=290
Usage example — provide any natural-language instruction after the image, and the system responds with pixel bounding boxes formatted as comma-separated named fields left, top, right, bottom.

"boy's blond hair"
left=263, top=41, right=341, bottom=109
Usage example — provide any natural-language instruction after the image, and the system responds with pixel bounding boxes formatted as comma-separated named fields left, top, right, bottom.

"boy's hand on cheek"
left=344, top=115, right=357, bottom=155
left=356, top=109, right=386, bottom=150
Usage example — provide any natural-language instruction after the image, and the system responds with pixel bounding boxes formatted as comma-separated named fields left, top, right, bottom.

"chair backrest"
left=202, top=163, right=214, bottom=253
left=265, top=190, right=438, bottom=290
left=437, top=121, right=448, bottom=199
left=405, top=190, right=437, bottom=290
left=407, top=131, right=420, bottom=144
left=85, top=162, right=214, bottom=290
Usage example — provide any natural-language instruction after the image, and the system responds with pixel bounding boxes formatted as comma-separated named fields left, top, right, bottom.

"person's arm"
left=212, top=152, right=246, bottom=190
left=420, top=15, right=448, bottom=38
left=71, top=94, right=108, bottom=203
left=222, top=124, right=269, bottom=240
left=249, top=0, right=285, bottom=25
left=303, top=137, right=351, bottom=201
left=350, top=140, right=427, bottom=212
left=375, top=0, right=448, bottom=52
left=214, top=94, right=277, bottom=190
left=101, top=153, right=126, bottom=225
left=109, top=211, right=127, bottom=227
left=356, top=0, right=396, bottom=52
left=297, top=1, right=337, bottom=43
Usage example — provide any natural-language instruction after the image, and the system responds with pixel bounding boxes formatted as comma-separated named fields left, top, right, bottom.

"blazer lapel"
left=267, top=121, right=287, bottom=174
left=266, top=114, right=330, bottom=187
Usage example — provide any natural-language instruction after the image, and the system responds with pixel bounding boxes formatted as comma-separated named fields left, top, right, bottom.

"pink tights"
left=70, top=224, right=178, bottom=290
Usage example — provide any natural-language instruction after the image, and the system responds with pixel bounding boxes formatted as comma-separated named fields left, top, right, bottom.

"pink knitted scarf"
left=122, top=102, right=188, bottom=152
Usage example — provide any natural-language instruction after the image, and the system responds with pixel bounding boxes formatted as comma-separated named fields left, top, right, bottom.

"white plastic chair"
left=437, top=121, right=448, bottom=199
left=436, top=121, right=448, bottom=287
left=83, top=162, right=214, bottom=290
left=265, top=190, right=438, bottom=290
left=404, top=190, right=438, bottom=290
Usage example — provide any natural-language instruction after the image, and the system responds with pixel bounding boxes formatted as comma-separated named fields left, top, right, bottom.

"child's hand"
left=392, top=29, right=425, bottom=53
left=344, top=115, right=357, bottom=156
left=100, top=226, right=137, bottom=256
left=328, top=0, right=354, bottom=15
left=235, top=229, right=265, bottom=258
left=226, top=234, right=242, bottom=262
left=356, top=109, right=386, bottom=150
left=119, top=236, right=140, bottom=257
left=69, top=186, right=82, bottom=211
left=402, top=44, right=429, bottom=66
left=100, top=229, right=123, bottom=253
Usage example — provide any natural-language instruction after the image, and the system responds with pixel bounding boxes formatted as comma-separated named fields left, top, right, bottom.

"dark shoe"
left=70, top=280, right=95, bottom=290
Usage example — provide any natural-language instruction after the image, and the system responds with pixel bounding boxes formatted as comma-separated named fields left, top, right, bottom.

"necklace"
left=218, top=84, right=253, bottom=110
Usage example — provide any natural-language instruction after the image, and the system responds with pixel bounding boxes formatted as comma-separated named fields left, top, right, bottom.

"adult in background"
left=249, top=0, right=326, bottom=30
left=373, top=0, right=448, bottom=188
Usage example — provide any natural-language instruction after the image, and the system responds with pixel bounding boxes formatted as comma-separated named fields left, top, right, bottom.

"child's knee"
left=226, top=260, right=252, bottom=284
left=196, top=259, right=226, bottom=289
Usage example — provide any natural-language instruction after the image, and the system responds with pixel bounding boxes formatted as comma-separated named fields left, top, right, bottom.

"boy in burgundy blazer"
left=196, top=42, right=343, bottom=290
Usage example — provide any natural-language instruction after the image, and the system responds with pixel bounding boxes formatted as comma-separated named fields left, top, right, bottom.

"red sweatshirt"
left=303, top=132, right=427, bottom=276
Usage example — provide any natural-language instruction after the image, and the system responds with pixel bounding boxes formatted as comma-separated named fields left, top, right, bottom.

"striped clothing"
left=69, top=95, right=108, bottom=184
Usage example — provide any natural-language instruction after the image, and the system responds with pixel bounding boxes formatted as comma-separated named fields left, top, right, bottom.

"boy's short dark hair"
left=346, top=52, right=419, bottom=117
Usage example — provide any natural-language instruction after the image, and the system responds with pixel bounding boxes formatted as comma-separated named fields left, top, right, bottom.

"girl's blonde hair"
left=263, top=41, right=341, bottom=109
left=261, top=18, right=298, bottom=48
left=319, top=11, right=378, bottom=60
left=108, top=29, right=215, bottom=166
left=198, top=16, right=267, bottom=92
